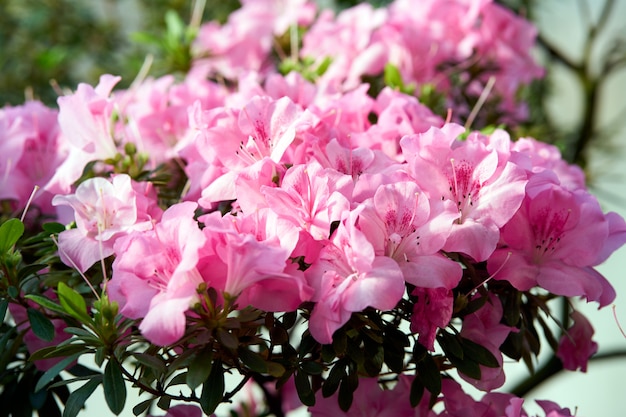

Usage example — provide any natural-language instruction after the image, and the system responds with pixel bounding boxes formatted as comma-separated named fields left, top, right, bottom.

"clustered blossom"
left=1, top=0, right=624, bottom=416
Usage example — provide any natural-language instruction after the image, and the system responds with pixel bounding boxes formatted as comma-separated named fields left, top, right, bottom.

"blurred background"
left=1, top=0, right=625, bottom=415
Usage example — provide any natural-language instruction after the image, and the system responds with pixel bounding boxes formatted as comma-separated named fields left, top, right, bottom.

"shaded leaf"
left=294, top=369, right=315, bottom=406
left=186, top=349, right=213, bottom=390
left=27, top=308, right=55, bottom=341
left=62, top=376, right=102, bottom=417
left=238, top=347, right=268, bottom=373
left=416, top=354, right=441, bottom=396
left=461, top=337, right=499, bottom=368
left=36, top=354, right=80, bottom=392
left=132, top=399, right=153, bottom=416
left=103, top=360, right=126, bottom=415
left=200, top=361, right=224, bottom=415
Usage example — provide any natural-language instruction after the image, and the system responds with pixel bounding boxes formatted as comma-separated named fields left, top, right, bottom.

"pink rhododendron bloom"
left=305, top=207, right=405, bottom=344
left=401, top=124, right=528, bottom=262
left=0, top=101, right=66, bottom=215
left=52, top=174, right=160, bottom=272
left=410, top=287, right=454, bottom=351
left=262, top=162, right=352, bottom=240
left=488, top=175, right=623, bottom=306
left=309, top=375, right=435, bottom=417
left=197, top=95, right=308, bottom=204
left=356, top=181, right=462, bottom=289
left=48, top=75, right=122, bottom=194
left=556, top=311, right=598, bottom=372
left=198, top=209, right=314, bottom=312
left=109, top=202, right=206, bottom=346
left=511, top=137, right=586, bottom=191
left=301, top=4, right=388, bottom=91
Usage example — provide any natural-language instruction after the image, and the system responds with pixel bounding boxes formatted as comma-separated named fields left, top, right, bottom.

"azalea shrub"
left=1, top=1, right=624, bottom=417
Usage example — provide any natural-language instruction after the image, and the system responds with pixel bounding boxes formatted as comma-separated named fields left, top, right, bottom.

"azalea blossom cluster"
left=1, top=1, right=624, bottom=417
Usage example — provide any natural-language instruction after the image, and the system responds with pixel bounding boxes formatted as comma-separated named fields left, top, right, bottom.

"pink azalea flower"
left=197, top=95, right=307, bottom=204
left=108, top=202, right=206, bottom=346
left=410, top=287, right=454, bottom=351
left=356, top=181, right=462, bottom=289
left=305, top=207, right=405, bottom=344
left=197, top=208, right=314, bottom=312
left=488, top=175, right=622, bottom=306
left=52, top=174, right=160, bottom=272
left=310, top=375, right=435, bottom=417
left=0, top=101, right=66, bottom=215
left=556, top=311, right=598, bottom=372
left=262, top=161, right=352, bottom=241
left=401, top=124, right=528, bottom=262
left=48, top=75, right=122, bottom=194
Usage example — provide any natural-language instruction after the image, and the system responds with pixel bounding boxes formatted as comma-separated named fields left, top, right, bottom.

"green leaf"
left=132, top=399, right=153, bottom=416
left=384, top=63, right=403, bottom=90
left=186, top=349, right=213, bottom=390
left=448, top=352, right=481, bottom=380
left=461, top=337, right=499, bottom=368
left=63, top=377, right=102, bottom=417
left=18, top=263, right=48, bottom=280
left=410, top=377, right=425, bottom=407
left=0, top=218, right=25, bottom=253
left=0, top=298, right=8, bottom=323
left=438, top=331, right=464, bottom=359
left=103, top=360, right=126, bottom=415
left=165, top=10, right=185, bottom=42
left=42, top=222, right=66, bottom=234
left=300, top=361, right=324, bottom=375
left=416, top=354, right=441, bottom=396
left=338, top=368, right=358, bottom=412
left=27, top=308, right=55, bottom=341
left=200, top=361, right=224, bottom=415
left=294, top=369, right=315, bottom=406
left=322, top=360, right=345, bottom=398
left=36, top=354, right=81, bottom=392
left=57, top=282, right=91, bottom=324
left=132, top=353, right=167, bottom=375
left=217, top=328, right=238, bottom=350
left=238, top=347, right=268, bottom=374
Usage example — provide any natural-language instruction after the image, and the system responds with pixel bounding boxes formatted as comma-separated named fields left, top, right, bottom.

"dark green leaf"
left=410, top=377, right=425, bottom=407
left=300, top=361, right=324, bottom=375
left=157, top=395, right=171, bottom=411
left=0, top=298, right=8, bottom=323
left=266, top=361, right=286, bottom=378
left=132, top=399, right=153, bottom=416
left=337, top=369, right=358, bottom=412
left=8, top=285, right=19, bottom=299
left=57, top=282, right=91, bottom=324
left=416, top=354, right=441, bottom=396
left=25, top=295, right=67, bottom=315
left=298, top=332, right=319, bottom=359
left=461, top=337, right=499, bottom=368
left=36, top=354, right=81, bottom=392
left=448, top=353, right=481, bottom=380
left=62, top=377, right=102, bottom=417
left=238, top=347, right=268, bottom=373
left=438, top=330, right=464, bottom=359
left=217, top=328, right=238, bottom=350
left=186, top=349, right=213, bottom=390
left=103, top=360, right=126, bottom=415
left=294, top=369, right=315, bottom=406
left=132, top=353, right=167, bottom=374
left=0, top=218, right=25, bottom=253
left=322, top=360, right=346, bottom=398
left=18, top=263, right=48, bottom=281
left=27, top=308, right=55, bottom=341
left=42, top=222, right=66, bottom=234
left=200, top=361, right=224, bottom=415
